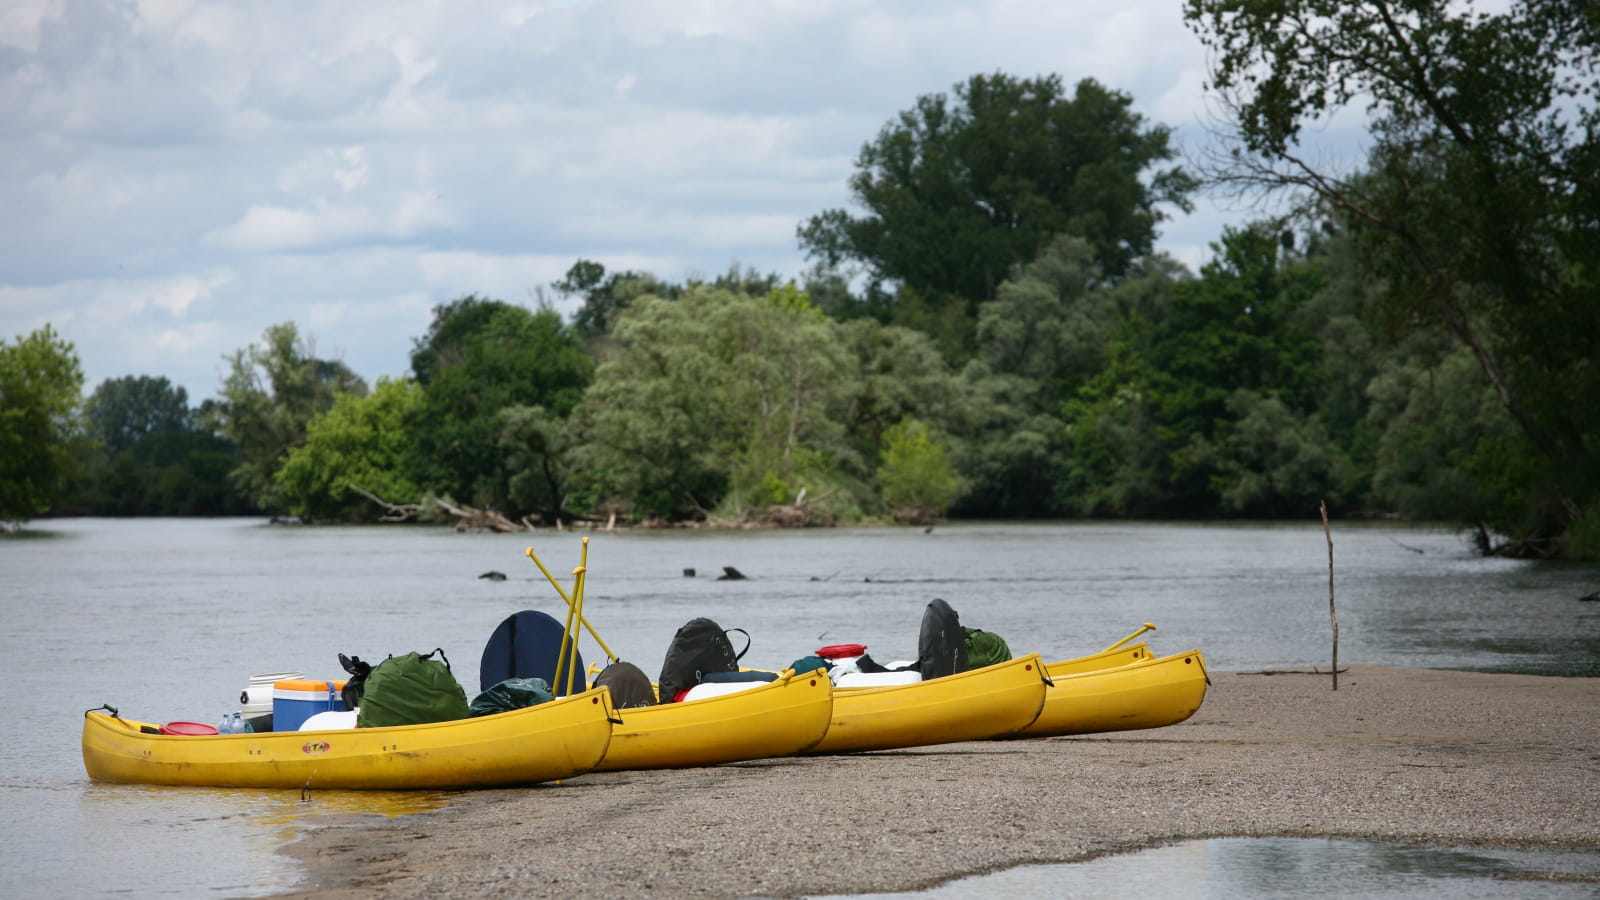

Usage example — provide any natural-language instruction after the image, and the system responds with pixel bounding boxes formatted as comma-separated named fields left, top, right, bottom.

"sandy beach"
left=276, top=665, right=1600, bottom=898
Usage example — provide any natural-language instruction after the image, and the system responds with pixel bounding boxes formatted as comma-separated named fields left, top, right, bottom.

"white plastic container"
left=299, top=709, right=359, bottom=731
left=681, top=680, right=766, bottom=702
left=241, top=671, right=302, bottom=717
left=834, top=670, right=922, bottom=688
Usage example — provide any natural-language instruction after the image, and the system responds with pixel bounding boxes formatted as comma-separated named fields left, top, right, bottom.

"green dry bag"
left=963, top=627, right=1012, bottom=669
left=469, top=677, right=555, bottom=717
left=355, top=648, right=470, bottom=728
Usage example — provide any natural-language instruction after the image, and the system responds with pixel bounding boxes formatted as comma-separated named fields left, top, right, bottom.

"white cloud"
left=138, top=271, right=234, bottom=317
left=2, top=0, right=1277, bottom=403
left=204, top=192, right=453, bottom=251
left=0, top=0, right=64, bottom=52
left=153, top=320, right=221, bottom=352
left=416, top=250, right=571, bottom=294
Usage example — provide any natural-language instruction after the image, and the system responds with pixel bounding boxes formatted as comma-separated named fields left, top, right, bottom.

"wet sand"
left=275, top=665, right=1600, bottom=898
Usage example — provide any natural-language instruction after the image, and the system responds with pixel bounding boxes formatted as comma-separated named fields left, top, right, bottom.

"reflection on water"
left=813, top=838, right=1600, bottom=899
left=4, top=518, right=1597, bottom=898
left=82, top=783, right=450, bottom=827
left=68, top=784, right=450, bottom=897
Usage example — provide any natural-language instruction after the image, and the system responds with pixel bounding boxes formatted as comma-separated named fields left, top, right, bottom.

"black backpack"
left=916, top=598, right=969, bottom=680
left=657, top=618, right=750, bottom=702
left=853, top=598, right=971, bottom=680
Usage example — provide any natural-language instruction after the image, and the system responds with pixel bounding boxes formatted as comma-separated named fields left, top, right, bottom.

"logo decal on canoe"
left=302, top=740, right=331, bottom=755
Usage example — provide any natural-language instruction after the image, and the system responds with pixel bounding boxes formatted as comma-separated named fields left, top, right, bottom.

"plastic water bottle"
left=219, top=713, right=233, bottom=734
left=229, top=712, right=246, bottom=734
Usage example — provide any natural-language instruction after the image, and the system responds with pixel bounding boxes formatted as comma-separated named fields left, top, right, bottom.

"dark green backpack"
left=356, top=649, right=470, bottom=728
left=963, top=627, right=1012, bottom=669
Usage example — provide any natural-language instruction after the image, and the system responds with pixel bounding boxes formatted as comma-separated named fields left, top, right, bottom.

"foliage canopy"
left=204, top=322, right=367, bottom=512
left=1185, top=0, right=1600, bottom=553
left=799, top=72, right=1195, bottom=322
left=0, top=325, right=86, bottom=523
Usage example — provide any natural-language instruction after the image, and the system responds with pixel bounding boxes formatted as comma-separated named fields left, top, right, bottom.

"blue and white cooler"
left=272, top=678, right=348, bottom=732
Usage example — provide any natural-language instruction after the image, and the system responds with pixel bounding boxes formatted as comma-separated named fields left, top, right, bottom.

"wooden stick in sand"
left=1320, top=500, right=1339, bottom=691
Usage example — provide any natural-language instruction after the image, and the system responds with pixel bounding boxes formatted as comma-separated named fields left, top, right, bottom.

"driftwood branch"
left=430, top=497, right=527, bottom=533
left=347, top=484, right=422, bottom=522
left=350, top=484, right=529, bottom=533
left=710, top=487, right=840, bottom=529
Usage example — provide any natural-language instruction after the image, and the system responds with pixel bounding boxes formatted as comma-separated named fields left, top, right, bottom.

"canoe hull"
left=1017, top=649, right=1208, bottom=738
left=811, top=653, right=1049, bottom=754
left=595, top=668, right=833, bottom=771
left=82, top=689, right=617, bottom=790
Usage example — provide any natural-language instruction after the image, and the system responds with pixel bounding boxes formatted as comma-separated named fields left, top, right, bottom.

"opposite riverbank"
left=276, top=665, right=1600, bottom=899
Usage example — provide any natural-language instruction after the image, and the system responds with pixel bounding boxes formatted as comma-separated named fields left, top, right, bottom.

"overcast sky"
left=2, top=0, right=1277, bottom=404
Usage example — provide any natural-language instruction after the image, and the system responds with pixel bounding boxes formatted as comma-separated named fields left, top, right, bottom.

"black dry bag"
left=916, top=598, right=968, bottom=680
left=593, top=661, right=658, bottom=708
left=657, top=618, right=750, bottom=702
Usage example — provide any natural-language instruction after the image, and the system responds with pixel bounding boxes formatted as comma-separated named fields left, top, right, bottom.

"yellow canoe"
left=82, top=688, right=618, bottom=789
left=810, top=653, right=1050, bottom=754
left=595, top=668, right=833, bottom=771
left=1015, top=649, right=1209, bottom=739
left=1046, top=641, right=1155, bottom=676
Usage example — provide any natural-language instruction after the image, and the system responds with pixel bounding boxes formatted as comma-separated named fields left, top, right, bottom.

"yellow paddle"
left=564, top=543, right=589, bottom=696
left=1102, top=622, right=1156, bottom=653
left=525, top=542, right=620, bottom=665
left=550, top=538, right=591, bottom=694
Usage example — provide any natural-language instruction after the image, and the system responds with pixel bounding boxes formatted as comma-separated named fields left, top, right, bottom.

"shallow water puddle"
left=809, top=838, right=1600, bottom=899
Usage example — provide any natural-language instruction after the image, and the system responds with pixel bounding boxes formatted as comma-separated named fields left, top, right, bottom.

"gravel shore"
left=276, top=665, right=1600, bottom=898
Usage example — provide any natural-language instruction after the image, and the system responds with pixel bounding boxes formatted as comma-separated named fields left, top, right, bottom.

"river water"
left=1, top=517, right=1596, bottom=898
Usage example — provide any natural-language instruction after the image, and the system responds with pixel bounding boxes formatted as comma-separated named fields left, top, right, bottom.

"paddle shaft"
left=552, top=538, right=589, bottom=694
left=525, top=543, right=621, bottom=664
left=1103, top=622, right=1157, bottom=653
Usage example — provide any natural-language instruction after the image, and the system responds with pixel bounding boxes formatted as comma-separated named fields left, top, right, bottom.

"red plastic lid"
left=815, top=643, right=867, bottom=659
left=160, top=721, right=219, bottom=736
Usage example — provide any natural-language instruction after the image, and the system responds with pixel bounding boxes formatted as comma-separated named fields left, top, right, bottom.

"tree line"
left=3, top=1, right=1594, bottom=558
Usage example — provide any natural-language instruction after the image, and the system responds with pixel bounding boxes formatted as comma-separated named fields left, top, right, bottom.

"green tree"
left=572, top=285, right=856, bottom=521
left=85, top=375, right=191, bottom=454
left=0, top=325, right=86, bottom=525
left=499, top=405, right=579, bottom=525
left=1212, top=389, right=1347, bottom=516
left=974, top=236, right=1114, bottom=405
left=276, top=378, right=423, bottom=521
left=553, top=260, right=675, bottom=340
left=1366, top=347, right=1522, bottom=525
left=1057, top=359, right=1168, bottom=516
left=69, top=376, right=250, bottom=517
left=799, top=72, right=1195, bottom=340
left=204, top=322, right=367, bottom=512
left=954, top=240, right=1187, bottom=516
left=837, top=319, right=968, bottom=471
left=878, top=417, right=962, bottom=524
left=1185, top=0, right=1600, bottom=554
left=408, top=296, right=593, bottom=512
left=1055, top=226, right=1333, bottom=516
